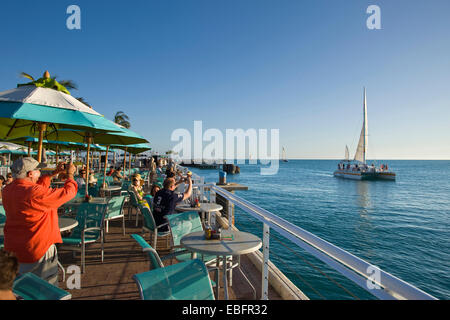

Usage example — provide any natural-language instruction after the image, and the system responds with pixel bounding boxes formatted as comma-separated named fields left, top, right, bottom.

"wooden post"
left=27, top=141, right=32, bottom=157
left=128, top=152, right=132, bottom=176
left=37, top=123, right=47, bottom=162
left=122, top=148, right=127, bottom=178
left=55, top=145, right=59, bottom=165
left=102, top=145, right=110, bottom=188
left=85, top=136, right=92, bottom=196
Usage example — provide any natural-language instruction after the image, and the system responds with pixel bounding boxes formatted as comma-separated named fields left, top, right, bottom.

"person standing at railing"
left=2, top=158, right=77, bottom=286
left=153, top=175, right=192, bottom=232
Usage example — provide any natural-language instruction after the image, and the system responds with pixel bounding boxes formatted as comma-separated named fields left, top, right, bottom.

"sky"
left=0, top=0, right=449, bottom=159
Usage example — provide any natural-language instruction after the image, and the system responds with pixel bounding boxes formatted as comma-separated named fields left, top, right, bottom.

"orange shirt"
left=2, top=175, right=78, bottom=263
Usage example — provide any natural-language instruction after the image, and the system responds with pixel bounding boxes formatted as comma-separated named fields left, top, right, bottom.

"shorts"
left=19, top=244, right=59, bottom=287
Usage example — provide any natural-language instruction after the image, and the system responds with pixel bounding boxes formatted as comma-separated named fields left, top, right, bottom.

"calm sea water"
left=188, top=160, right=450, bottom=300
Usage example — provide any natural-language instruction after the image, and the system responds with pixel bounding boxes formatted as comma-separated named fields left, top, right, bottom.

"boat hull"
left=333, top=170, right=395, bottom=181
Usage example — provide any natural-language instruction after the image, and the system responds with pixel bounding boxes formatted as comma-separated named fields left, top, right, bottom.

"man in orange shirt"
left=2, top=157, right=77, bottom=286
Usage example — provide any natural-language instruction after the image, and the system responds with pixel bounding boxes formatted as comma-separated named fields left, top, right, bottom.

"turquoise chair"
left=130, top=233, right=219, bottom=297
left=60, top=202, right=107, bottom=273
left=131, top=242, right=216, bottom=300
left=139, top=204, right=171, bottom=250
left=127, top=190, right=141, bottom=225
left=165, top=211, right=218, bottom=264
left=130, top=234, right=164, bottom=270
left=13, top=273, right=71, bottom=300
left=104, top=196, right=127, bottom=235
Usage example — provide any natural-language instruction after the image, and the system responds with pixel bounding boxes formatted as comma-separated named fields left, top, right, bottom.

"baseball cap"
left=10, top=157, right=47, bottom=179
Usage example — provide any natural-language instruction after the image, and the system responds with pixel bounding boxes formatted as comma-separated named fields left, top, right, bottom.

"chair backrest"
left=132, top=259, right=215, bottom=300
left=130, top=234, right=163, bottom=269
left=105, top=196, right=126, bottom=219
left=13, top=273, right=72, bottom=300
left=75, top=202, right=108, bottom=231
left=128, top=190, right=139, bottom=207
left=139, top=204, right=157, bottom=232
left=121, top=180, right=131, bottom=191
left=165, top=211, right=203, bottom=247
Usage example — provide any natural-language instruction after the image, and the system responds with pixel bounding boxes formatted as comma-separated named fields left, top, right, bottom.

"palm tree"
left=114, top=111, right=131, bottom=128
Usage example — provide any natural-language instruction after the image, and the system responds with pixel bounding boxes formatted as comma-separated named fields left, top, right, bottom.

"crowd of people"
left=337, top=162, right=390, bottom=172
left=0, top=155, right=193, bottom=299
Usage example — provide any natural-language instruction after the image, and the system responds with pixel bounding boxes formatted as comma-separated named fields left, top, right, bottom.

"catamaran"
left=334, top=89, right=396, bottom=181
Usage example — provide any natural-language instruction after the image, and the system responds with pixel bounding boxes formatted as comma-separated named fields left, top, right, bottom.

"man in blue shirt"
left=153, top=175, right=192, bottom=232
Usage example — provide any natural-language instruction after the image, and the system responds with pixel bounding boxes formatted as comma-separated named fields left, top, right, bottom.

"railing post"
left=262, top=223, right=270, bottom=300
left=210, top=183, right=216, bottom=203
left=228, top=202, right=234, bottom=229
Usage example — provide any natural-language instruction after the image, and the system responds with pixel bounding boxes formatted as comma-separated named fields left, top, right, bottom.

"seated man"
left=152, top=176, right=192, bottom=232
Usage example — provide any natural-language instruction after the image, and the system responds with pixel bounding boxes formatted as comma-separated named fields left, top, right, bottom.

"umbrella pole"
left=56, top=145, right=59, bottom=165
left=85, top=137, right=92, bottom=196
left=27, top=141, right=32, bottom=157
left=123, top=148, right=127, bottom=178
left=128, top=152, right=132, bottom=176
left=37, top=123, right=47, bottom=162
left=103, top=146, right=110, bottom=188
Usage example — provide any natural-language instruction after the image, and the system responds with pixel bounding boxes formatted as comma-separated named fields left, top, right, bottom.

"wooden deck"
left=56, top=207, right=282, bottom=300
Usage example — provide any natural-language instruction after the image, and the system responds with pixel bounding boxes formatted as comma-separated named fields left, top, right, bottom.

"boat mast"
left=363, top=87, right=368, bottom=164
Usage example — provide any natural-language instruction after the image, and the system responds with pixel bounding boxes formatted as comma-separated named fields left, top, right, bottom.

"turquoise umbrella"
left=0, top=71, right=121, bottom=162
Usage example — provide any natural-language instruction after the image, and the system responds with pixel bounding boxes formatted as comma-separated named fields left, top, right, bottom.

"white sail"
left=345, top=145, right=350, bottom=161
left=354, top=88, right=368, bottom=163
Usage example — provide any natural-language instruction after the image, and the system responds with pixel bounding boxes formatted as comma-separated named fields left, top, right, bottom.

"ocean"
left=188, top=160, right=450, bottom=300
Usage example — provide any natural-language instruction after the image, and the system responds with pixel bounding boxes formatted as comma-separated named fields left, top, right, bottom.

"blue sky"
left=0, top=0, right=449, bottom=159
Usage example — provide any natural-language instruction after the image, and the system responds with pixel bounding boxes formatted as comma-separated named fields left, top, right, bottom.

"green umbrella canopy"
left=111, top=143, right=151, bottom=155
left=7, top=136, right=108, bottom=153
left=49, top=122, right=148, bottom=146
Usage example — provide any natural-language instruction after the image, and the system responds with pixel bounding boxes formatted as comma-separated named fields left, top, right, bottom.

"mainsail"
left=354, top=88, right=368, bottom=163
left=345, top=145, right=350, bottom=161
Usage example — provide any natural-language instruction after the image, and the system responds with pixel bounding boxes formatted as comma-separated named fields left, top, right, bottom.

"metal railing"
left=185, top=169, right=437, bottom=300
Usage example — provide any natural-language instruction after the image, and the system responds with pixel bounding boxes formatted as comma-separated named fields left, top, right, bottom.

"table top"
left=181, top=231, right=262, bottom=256
left=176, top=202, right=223, bottom=212
left=59, top=218, right=78, bottom=232
left=0, top=217, right=78, bottom=234
left=100, top=186, right=122, bottom=191
left=65, top=197, right=108, bottom=206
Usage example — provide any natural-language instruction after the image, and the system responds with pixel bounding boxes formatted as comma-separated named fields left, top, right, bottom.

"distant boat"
left=333, top=88, right=396, bottom=181
left=282, top=147, right=288, bottom=162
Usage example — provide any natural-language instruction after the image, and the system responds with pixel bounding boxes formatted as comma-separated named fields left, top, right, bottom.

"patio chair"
left=127, top=190, right=141, bottom=225
left=165, top=211, right=218, bottom=264
left=139, top=204, right=171, bottom=251
left=130, top=234, right=164, bottom=269
left=131, top=241, right=217, bottom=300
left=13, top=272, right=71, bottom=300
left=104, top=195, right=126, bottom=235
left=59, top=202, right=107, bottom=273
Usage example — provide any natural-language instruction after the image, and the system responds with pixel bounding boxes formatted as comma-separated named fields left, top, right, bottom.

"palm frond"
left=20, top=72, right=35, bottom=81
left=59, top=80, right=78, bottom=90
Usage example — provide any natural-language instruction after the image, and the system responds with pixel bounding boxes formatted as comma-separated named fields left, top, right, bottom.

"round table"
left=100, top=186, right=122, bottom=197
left=65, top=197, right=108, bottom=206
left=176, top=203, right=223, bottom=226
left=59, top=217, right=79, bottom=232
left=181, top=230, right=262, bottom=300
left=0, top=217, right=79, bottom=237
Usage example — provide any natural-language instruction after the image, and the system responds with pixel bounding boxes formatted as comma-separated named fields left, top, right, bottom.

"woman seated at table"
left=129, top=174, right=150, bottom=209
